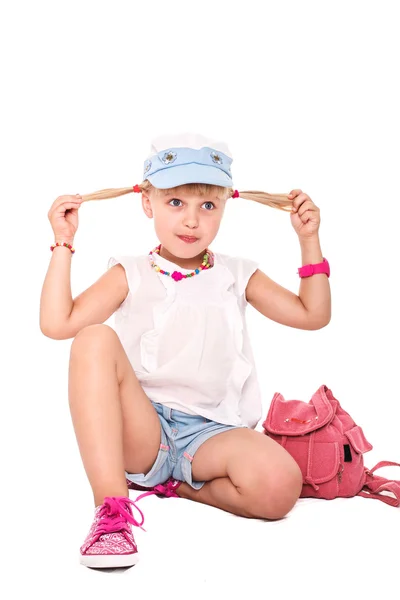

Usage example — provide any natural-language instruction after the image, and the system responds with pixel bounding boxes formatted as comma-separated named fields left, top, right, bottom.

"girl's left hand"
left=288, top=189, right=320, bottom=239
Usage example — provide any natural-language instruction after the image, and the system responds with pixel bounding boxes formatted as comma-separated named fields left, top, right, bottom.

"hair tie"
left=232, top=189, right=239, bottom=198
left=133, top=184, right=141, bottom=193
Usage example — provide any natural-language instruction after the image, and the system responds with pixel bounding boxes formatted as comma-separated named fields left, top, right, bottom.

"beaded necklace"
left=148, top=243, right=214, bottom=282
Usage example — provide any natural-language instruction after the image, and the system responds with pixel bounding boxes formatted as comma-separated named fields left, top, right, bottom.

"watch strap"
left=298, top=257, right=330, bottom=278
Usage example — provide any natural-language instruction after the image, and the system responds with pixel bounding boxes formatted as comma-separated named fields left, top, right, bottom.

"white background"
left=2, top=0, right=399, bottom=597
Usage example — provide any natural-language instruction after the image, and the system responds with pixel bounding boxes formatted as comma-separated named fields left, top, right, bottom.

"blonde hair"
left=78, top=180, right=294, bottom=212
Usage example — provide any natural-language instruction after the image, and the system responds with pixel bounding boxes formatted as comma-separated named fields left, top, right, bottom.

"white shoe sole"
left=80, top=551, right=140, bottom=568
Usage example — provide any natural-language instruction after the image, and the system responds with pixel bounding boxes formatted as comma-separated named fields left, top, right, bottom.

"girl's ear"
left=141, top=192, right=153, bottom=219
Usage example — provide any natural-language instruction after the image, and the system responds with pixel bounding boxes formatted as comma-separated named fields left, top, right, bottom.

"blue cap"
left=142, top=133, right=234, bottom=189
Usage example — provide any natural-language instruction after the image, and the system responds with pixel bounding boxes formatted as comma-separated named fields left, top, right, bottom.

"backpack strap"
left=357, top=461, right=400, bottom=507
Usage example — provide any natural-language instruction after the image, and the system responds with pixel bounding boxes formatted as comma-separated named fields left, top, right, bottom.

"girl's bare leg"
left=68, top=324, right=161, bottom=507
left=176, top=429, right=303, bottom=520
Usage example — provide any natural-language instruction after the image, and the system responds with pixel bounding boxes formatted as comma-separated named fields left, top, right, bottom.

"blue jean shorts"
left=125, top=401, right=247, bottom=490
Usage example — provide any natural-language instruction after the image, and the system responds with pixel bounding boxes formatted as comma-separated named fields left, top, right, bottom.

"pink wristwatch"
left=298, top=258, right=330, bottom=278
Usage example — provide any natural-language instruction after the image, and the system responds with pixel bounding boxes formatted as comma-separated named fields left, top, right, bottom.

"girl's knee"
left=71, top=324, right=118, bottom=352
left=248, top=462, right=303, bottom=520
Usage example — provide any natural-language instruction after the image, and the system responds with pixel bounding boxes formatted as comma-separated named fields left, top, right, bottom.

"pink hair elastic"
left=232, top=189, right=239, bottom=198
left=133, top=184, right=141, bottom=193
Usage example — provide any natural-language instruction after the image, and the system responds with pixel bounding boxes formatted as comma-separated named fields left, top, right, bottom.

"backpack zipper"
left=337, top=463, right=344, bottom=483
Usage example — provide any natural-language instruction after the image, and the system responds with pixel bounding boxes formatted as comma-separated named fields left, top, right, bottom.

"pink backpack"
left=262, top=384, right=400, bottom=507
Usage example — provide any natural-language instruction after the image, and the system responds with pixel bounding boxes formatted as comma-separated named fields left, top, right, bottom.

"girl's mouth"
left=177, top=236, right=198, bottom=244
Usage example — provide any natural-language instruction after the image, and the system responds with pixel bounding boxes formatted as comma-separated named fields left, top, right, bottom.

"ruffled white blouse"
left=107, top=249, right=262, bottom=428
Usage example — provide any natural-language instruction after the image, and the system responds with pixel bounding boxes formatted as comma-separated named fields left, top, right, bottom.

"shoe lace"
left=94, top=496, right=146, bottom=542
left=135, top=479, right=179, bottom=502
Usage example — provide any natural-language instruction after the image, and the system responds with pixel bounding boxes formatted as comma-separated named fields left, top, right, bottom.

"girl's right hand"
left=48, top=194, right=83, bottom=243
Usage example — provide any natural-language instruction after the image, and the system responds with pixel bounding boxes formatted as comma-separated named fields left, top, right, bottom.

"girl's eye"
left=169, top=199, right=182, bottom=207
left=168, top=199, right=215, bottom=210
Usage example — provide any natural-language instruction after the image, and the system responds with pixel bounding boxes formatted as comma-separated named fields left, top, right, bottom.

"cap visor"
left=147, top=163, right=232, bottom=189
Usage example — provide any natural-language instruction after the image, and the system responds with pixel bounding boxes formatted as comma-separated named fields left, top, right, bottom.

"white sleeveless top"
left=107, top=250, right=262, bottom=429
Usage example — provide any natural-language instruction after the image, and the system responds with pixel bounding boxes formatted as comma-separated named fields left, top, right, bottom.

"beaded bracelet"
left=50, top=241, right=75, bottom=254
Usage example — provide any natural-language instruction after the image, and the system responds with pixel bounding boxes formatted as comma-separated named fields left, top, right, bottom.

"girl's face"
left=142, top=188, right=227, bottom=268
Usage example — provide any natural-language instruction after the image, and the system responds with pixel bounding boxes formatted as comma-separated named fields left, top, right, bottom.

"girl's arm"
left=40, top=246, right=128, bottom=340
left=297, top=235, right=331, bottom=324
left=40, top=245, right=74, bottom=336
left=246, top=235, right=331, bottom=330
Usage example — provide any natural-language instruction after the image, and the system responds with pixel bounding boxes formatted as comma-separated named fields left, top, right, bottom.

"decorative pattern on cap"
left=161, top=151, right=177, bottom=164
left=210, top=151, right=223, bottom=164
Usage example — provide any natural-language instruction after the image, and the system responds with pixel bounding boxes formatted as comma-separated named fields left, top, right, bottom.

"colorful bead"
left=172, top=271, right=183, bottom=281
left=148, top=243, right=214, bottom=282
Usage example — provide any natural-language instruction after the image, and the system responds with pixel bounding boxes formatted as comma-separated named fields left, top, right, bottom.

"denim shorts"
left=125, top=401, right=247, bottom=490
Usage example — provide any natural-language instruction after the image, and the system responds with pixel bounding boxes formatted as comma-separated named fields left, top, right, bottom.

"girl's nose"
left=182, top=213, right=199, bottom=228
left=183, top=220, right=198, bottom=228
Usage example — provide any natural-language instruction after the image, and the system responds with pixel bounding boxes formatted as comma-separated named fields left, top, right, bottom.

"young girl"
left=40, top=132, right=331, bottom=569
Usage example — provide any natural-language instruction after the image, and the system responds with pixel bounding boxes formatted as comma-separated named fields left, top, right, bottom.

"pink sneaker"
left=126, top=477, right=182, bottom=499
left=80, top=496, right=145, bottom=569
